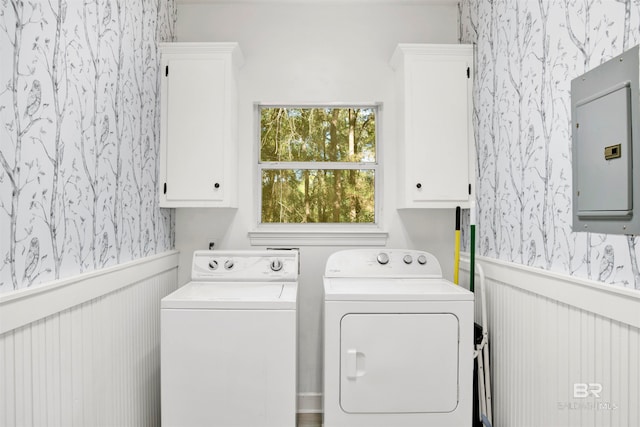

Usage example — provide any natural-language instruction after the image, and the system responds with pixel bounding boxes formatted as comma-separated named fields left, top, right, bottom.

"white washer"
left=161, top=250, right=298, bottom=427
left=323, top=249, right=474, bottom=427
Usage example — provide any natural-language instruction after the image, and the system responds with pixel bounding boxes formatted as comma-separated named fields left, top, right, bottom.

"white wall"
left=176, top=2, right=460, bottom=395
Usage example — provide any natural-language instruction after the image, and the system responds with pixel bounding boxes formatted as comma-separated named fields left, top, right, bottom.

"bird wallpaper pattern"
left=459, top=0, right=640, bottom=290
left=0, top=0, right=176, bottom=293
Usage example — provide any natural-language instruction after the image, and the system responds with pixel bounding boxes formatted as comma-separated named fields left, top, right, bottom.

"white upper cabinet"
left=391, top=44, right=474, bottom=208
left=159, top=43, right=243, bottom=208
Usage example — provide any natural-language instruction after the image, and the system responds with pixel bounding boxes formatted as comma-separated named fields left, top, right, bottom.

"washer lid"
left=323, top=278, right=473, bottom=301
left=161, top=281, right=297, bottom=309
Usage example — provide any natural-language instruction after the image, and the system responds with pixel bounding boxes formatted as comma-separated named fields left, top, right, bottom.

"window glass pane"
left=261, top=169, right=375, bottom=223
left=260, top=108, right=376, bottom=163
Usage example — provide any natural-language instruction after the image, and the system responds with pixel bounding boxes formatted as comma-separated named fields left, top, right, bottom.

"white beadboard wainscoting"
left=460, top=255, right=640, bottom=427
left=0, top=251, right=179, bottom=427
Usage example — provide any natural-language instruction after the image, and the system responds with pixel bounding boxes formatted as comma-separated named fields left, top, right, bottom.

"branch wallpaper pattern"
left=1, top=0, right=176, bottom=293
left=460, top=0, right=640, bottom=290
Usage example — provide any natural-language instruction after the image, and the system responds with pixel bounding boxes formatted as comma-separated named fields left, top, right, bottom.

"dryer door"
left=340, top=313, right=459, bottom=414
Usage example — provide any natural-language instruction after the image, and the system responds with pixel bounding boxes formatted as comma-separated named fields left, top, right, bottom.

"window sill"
left=248, top=229, right=388, bottom=247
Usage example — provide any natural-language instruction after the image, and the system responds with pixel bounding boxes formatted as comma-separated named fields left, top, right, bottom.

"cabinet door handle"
left=416, top=183, right=422, bottom=189
left=214, top=183, right=220, bottom=189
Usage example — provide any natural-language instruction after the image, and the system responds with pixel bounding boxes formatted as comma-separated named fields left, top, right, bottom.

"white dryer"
left=323, top=249, right=474, bottom=427
left=161, top=250, right=298, bottom=427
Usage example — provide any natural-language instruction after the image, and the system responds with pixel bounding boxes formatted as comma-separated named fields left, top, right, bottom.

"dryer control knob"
left=377, top=252, right=389, bottom=265
left=208, top=260, right=219, bottom=270
left=224, top=259, right=234, bottom=270
left=270, top=259, right=283, bottom=272
left=417, top=255, right=427, bottom=265
left=403, top=255, right=413, bottom=264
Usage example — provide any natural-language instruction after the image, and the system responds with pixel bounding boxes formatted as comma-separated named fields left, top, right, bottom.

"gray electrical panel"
left=571, top=45, right=640, bottom=234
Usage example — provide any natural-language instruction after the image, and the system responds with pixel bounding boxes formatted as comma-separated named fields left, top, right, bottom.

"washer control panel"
left=192, top=250, right=299, bottom=281
left=325, top=249, right=442, bottom=278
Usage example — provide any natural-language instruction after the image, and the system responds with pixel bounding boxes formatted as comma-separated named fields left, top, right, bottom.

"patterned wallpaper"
left=0, top=0, right=176, bottom=293
left=460, top=0, right=640, bottom=290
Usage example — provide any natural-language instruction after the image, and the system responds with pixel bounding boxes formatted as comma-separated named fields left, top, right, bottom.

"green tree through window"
left=259, top=106, right=377, bottom=223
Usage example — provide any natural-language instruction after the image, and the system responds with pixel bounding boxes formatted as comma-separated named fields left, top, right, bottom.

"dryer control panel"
left=324, top=249, right=442, bottom=278
left=191, top=250, right=299, bottom=282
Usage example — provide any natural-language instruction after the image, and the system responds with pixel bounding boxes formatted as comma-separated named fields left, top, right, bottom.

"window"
left=258, top=105, right=378, bottom=224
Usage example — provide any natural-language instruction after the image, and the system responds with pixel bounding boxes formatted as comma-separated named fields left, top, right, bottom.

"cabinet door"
left=408, top=56, right=470, bottom=202
left=165, top=58, right=226, bottom=203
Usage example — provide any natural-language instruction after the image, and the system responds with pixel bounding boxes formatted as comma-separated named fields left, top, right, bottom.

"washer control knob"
left=417, top=255, right=427, bottom=265
left=377, top=252, right=389, bottom=265
left=270, top=259, right=283, bottom=272
left=224, top=259, right=234, bottom=270
left=403, top=255, right=413, bottom=264
left=208, top=260, right=219, bottom=270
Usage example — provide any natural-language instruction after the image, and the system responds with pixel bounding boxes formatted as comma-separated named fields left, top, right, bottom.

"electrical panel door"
left=572, top=45, right=640, bottom=234
left=574, top=85, right=632, bottom=218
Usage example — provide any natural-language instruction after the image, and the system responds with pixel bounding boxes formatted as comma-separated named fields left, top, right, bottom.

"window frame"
left=251, top=103, right=386, bottom=245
